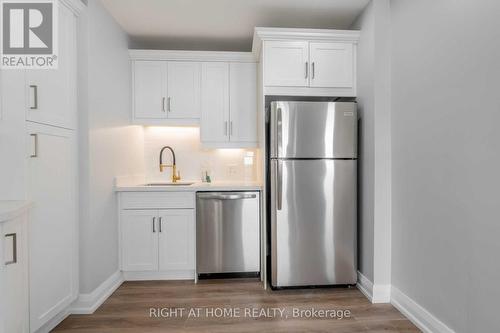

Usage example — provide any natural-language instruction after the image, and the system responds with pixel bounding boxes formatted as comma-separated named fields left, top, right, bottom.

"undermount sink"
left=144, top=182, right=194, bottom=186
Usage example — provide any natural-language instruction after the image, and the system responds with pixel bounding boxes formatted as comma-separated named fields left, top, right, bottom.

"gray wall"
left=351, top=0, right=391, bottom=288
left=351, top=1, right=375, bottom=282
left=390, top=0, right=500, bottom=331
left=78, top=0, right=144, bottom=294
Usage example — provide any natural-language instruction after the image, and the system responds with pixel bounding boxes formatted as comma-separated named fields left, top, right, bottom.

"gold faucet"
left=159, top=146, right=181, bottom=182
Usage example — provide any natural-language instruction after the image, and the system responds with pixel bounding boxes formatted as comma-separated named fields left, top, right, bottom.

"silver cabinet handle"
left=224, top=121, right=228, bottom=136
left=159, top=217, right=162, bottom=233
left=198, top=193, right=257, bottom=200
left=167, top=97, right=171, bottom=112
left=230, top=121, right=233, bottom=136
left=4, top=233, right=17, bottom=265
left=312, top=62, right=315, bottom=79
left=152, top=217, right=156, bottom=233
left=30, top=133, right=38, bottom=158
left=162, top=97, right=166, bottom=112
left=305, top=62, right=308, bottom=79
left=277, top=160, right=282, bottom=210
left=30, top=85, right=38, bottom=109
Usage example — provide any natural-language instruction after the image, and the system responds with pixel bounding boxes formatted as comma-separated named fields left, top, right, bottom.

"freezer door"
left=270, top=101, right=357, bottom=159
left=270, top=159, right=357, bottom=287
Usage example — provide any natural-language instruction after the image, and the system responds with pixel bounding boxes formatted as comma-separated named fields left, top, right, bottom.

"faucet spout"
left=159, top=146, right=181, bottom=182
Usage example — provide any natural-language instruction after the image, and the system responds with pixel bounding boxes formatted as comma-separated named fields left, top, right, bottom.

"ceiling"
left=100, top=0, right=370, bottom=51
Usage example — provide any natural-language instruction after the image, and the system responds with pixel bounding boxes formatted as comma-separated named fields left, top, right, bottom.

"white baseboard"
left=391, top=286, right=455, bottom=333
left=69, top=271, right=124, bottom=314
left=357, top=271, right=391, bottom=303
left=123, top=270, right=195, bottom=281
left=34, top=308, right=71, bottom=333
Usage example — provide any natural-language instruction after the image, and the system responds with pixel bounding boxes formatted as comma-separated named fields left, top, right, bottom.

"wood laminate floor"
left=53, top=279, right=419, bottom=333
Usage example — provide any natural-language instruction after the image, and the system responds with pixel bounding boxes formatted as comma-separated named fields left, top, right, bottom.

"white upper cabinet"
left=133, top=61, right=167, bottom=119
left=254, top=28, right=360, bottom=96
left=264, top=41, right=309, bottom=87
left=167, top=62, right=201, bottom=119
left=26, top=4, right=76, bottom=129
left=309, top=42, right=354, bottom=88
left=229, top=63, right=257, bottom=143
left=200, top=62, right=230, bottom=144
left=132, top=60, right=201, bottom=124
left=200, top=62, right=257, bottom=147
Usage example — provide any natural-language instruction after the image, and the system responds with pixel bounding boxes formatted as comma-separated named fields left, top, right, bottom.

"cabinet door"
left=229, top=63, right=257, bottom=143
left=158, top=209, right=195, bottom=271
left=167, top=62, right=201, bottom=119
left=264, top=41, right=309, bottom=87
left=26, top=4, right=76, bottom=129
left=121, top=210, right=159, bottom=271
left=133, top=61, right=167, bottom=119
left=309, top=42, right=354, bottom=88
left=200, top=62, right=229, bottom=143
left=2, top=215, right=29, bottom=333
left=26, top=123, right=77, bottom=332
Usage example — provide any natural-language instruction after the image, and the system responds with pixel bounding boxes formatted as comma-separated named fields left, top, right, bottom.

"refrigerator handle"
left=277, top=107, right=282, bottom=156
left=277, top=160, right=282, bottom=210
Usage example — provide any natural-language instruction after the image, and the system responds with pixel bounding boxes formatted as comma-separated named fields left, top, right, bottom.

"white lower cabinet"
left=26, top=122, right=77, bottom=332
left=119, top=192, right=195, bottom=280
left=121, top=210, right=159, bottom=271
left=158, top=209, right=195, bottom=271
left=1, top=213, right=29, bottom=333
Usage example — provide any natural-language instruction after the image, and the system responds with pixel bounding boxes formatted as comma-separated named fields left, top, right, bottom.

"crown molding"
left=129, top=49, right=256, bottom=63
left=59, top=0, right=86, bottom=16
left=252, top=27, right=361, bottom=60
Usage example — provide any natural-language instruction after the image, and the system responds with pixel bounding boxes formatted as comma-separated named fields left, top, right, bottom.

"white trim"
left=123, top=270, right=195, bottom=281
left=356, top=271, right=374, bottom=302
left=252, top=27, right=360, bottom=59
left=69, top=271, right=124, bottom=315
left=33, top=308, right=70, bottom=333
left=131, top=117, right=200, bottom=127
left=59, top=0, right=86, bottom=16
left=391, top=286, right=455, bottom=333
left=129, top=50, right=256, bottom=63
left=357, top=271, right=391, bottom=303
left=201, top=141, right=258, bottom=149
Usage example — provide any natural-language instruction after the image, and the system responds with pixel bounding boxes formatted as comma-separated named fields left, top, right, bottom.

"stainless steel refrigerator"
left=269, top=101, right=357, bottom=288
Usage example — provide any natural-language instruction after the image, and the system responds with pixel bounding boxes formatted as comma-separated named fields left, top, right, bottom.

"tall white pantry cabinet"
left=0, top=1, right=84, bottom=332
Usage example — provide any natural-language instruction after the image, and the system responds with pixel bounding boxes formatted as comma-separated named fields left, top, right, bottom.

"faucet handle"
left=175, top=170, right=181, bottom=181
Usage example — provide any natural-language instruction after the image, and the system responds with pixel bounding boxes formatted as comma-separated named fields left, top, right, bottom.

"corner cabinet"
left=200, top=62, right=257, bottom=148
left=254, top=28, right=360, bottom=97
left=118, top=192, right=195, bottom=280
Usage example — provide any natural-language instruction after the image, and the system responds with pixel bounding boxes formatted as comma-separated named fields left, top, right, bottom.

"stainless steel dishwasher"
left=196, top=191, right=260, bottom=278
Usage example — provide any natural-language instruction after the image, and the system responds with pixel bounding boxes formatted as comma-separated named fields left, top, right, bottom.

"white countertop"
left=0, top=201, right=33, bottom=222
left=115, top=181, right=262, bottom=192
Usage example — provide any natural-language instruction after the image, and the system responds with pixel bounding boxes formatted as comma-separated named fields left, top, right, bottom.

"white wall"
left=143, top=127, right=258, bottom=183
left=390, top=0, right=500, bottom=331
left=78, top=0, right=144, bottom=294
left=351, top=0, right=391, bottom=297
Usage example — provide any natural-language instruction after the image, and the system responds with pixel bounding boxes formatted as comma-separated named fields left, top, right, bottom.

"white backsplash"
left=143, top=126, right=259, bottom=183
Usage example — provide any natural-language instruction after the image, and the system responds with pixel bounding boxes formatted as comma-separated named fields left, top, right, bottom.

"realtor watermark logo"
left=0, top=0, right=58, bottom=69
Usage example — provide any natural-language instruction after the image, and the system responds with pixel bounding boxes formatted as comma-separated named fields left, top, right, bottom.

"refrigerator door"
left=270, top=159, right=357, bottom=287
left=270, top=101, right=357, bottom=159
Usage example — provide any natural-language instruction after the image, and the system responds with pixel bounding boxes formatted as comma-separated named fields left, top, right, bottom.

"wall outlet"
left=227, top=164, right=238, bottom=176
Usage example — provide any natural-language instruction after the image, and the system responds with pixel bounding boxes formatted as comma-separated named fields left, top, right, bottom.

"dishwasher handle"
left=197, top=193, right=257, bottom=200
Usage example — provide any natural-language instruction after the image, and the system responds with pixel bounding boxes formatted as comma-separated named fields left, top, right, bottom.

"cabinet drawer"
left=120, top=192, right=195, bottom=209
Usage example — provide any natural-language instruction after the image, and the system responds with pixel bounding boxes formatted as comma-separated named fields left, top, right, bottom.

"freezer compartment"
left=196, top=192, right=260, bottom=275
left=270, top=101, right=357, bottom=159
left=270, top=159, right=357, bottom=287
